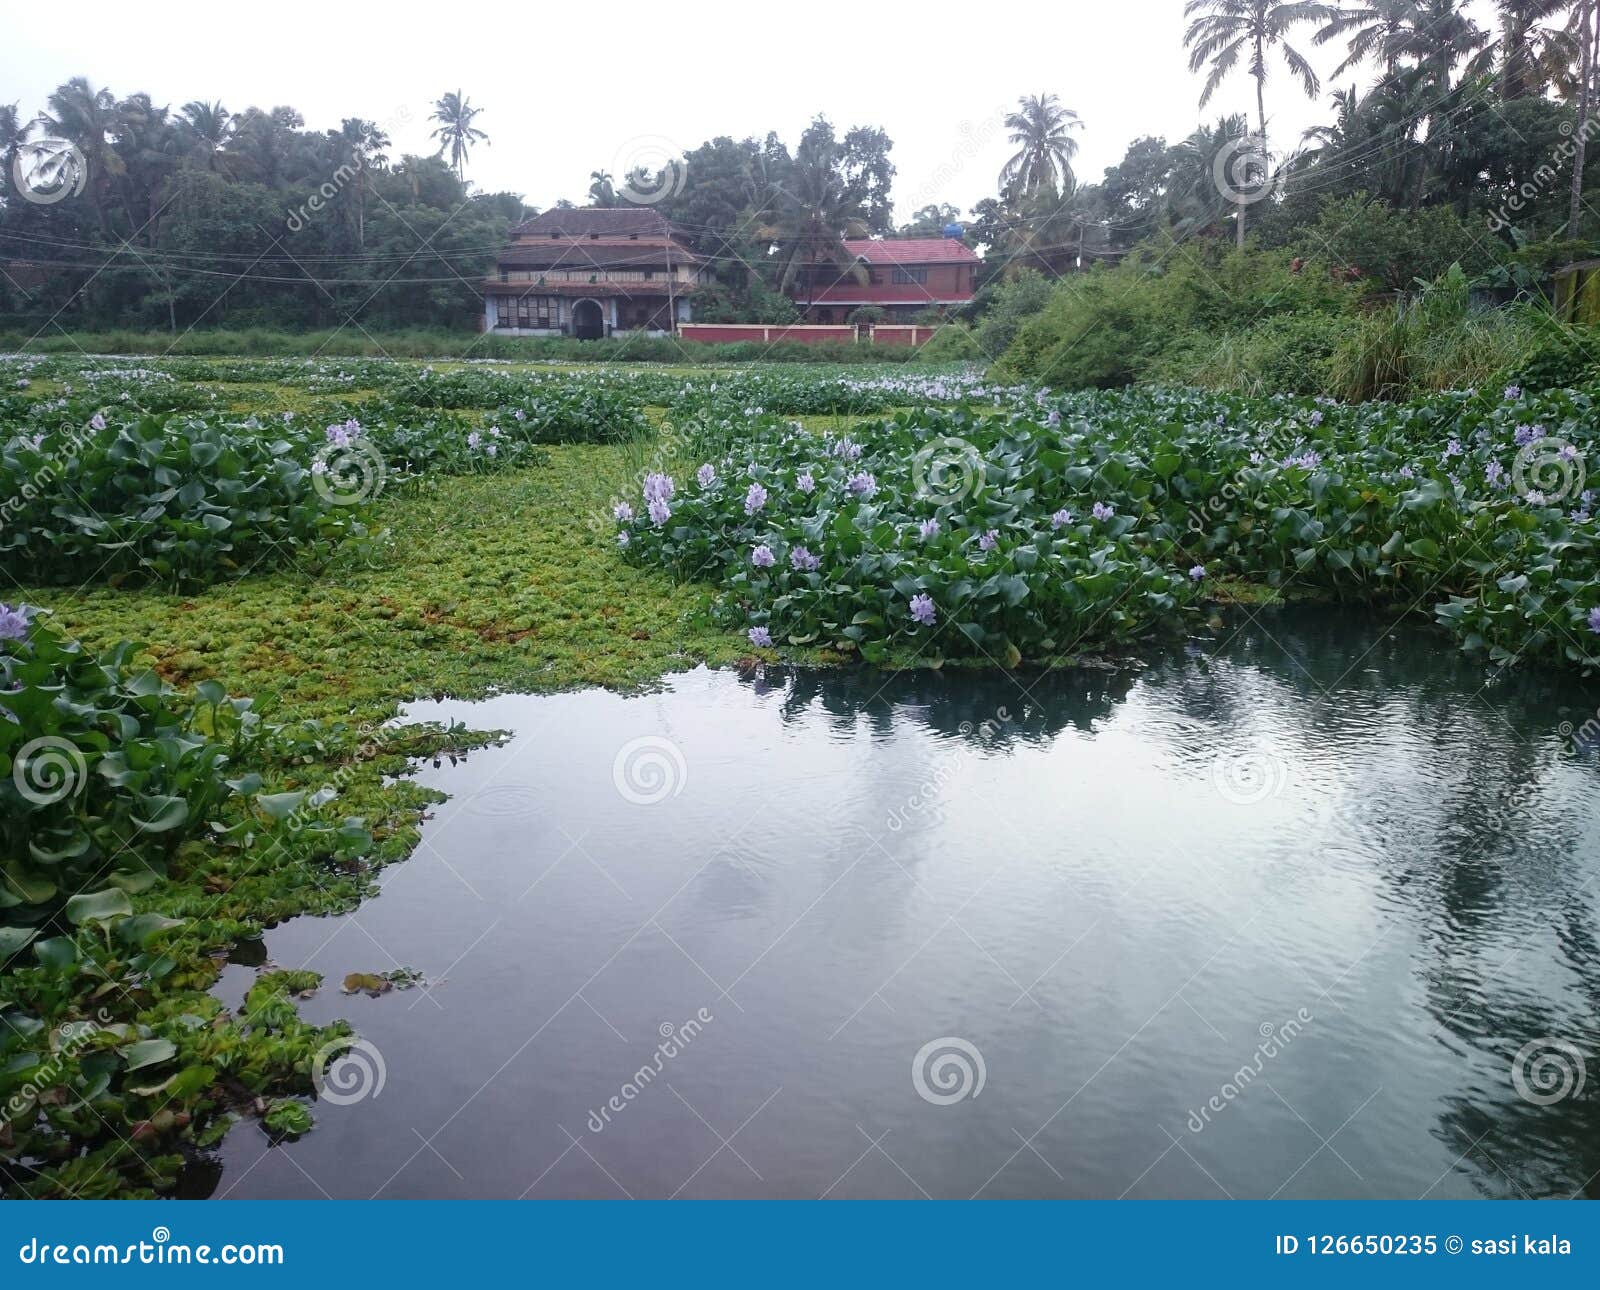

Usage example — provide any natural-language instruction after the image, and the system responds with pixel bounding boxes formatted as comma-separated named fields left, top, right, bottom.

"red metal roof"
left=842, top=238, right=979, bottom=265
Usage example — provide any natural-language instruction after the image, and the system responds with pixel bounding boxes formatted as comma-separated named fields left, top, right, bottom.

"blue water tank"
left=942, top=222, right=964, bottom=239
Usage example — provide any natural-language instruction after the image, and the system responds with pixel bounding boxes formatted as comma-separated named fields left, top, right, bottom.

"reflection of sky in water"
left=202, top=608, right=1600, bottom=1201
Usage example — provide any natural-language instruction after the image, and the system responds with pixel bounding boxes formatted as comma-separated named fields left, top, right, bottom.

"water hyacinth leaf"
left=121, top=1038, right=177, bottom=1072
left=133, top=796, right=189, bottom=833
left=64, top=888, right=134, bottom=924
left=0, top=926, right=38, bottom=958
left=254, top=790, right=308, bottom=821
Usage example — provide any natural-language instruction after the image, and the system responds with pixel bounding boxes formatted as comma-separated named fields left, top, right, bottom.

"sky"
left=2, top=0, right=1504, bottom=224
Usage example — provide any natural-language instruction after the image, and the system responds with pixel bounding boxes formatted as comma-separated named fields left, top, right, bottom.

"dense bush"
left=623, top=382, right=1600, bottom=673
left=0, top=410, right=373, bottom=588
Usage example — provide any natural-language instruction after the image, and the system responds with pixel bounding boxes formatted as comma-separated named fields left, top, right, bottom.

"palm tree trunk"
left=1571, top=0, right=1596, bottom=239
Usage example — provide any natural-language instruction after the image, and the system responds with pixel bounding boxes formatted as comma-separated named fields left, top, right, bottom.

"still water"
left=204, top=609, right=1600, bottom=1200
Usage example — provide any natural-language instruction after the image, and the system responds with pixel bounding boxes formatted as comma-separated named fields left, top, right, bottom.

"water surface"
left=204, top=609, right=1600, bottom=1200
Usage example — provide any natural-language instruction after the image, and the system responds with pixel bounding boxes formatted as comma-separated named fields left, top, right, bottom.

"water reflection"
left=200, top=608, right=1600, bottom=1200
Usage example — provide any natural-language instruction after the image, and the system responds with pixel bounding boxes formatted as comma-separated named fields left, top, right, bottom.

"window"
left=642, top=270, right=653, bottom=280
left=892, top=266, right=928, bottom=285
left=589, top=232, right=600, bottom=240
left=499, top=269, right=508, bottom=282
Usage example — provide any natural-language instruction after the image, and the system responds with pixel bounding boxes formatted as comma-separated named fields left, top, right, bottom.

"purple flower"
left=1050, top=508, right=1073, bottom=529
left=1309, top=410, right=1324, bottom=427
left=831, top=437, right=862, bottom=461
left=613, top=500, right=634, bottom=523
left=89, top=412, right=106, bottom=431
left=748, top=626, right=773, bottom=648
left=1589, top=606, right=1600, bottom=635
left=1485, top=461, right=1507, bottom=489
left=1561, top=443, right=1580, bottom=462
left=790, top=546, right=819, bottom=572
left=845, top=472, right=877, bottom=499
left=0, top=603, right=31, bottom=641
left=1047, top=409, right=1061, bottom=428
left=696, top=463, right=716, bottom=488
left=796, top=472, right=816, bottom=494
left=1092, top=501, right=1115, bottom=522
left=644, top=473, right=675, bottom=504
left=1504, top=385, right=1522, bottom=401
left=979, top=529, right=999, bottom=551
left=1189, top=565, right=1206, bottom=581
left=918, top=518, right=941, bottom=541
left=514, top=409, right=526, bottom=421
left=616, top=531, right=631, bottom=548
left=1514, top=424, right=1539, bottom=447
left=744, top=482, right=768, bottom=515
left=486, top=442, right=497, bottom=458
left=1443, top=439, right=1462, bottom=459
left=751, top=544, right=776, bottom=568
left=648, top=498, right=672, bottom=526
left=467, top=431, right=482, bottom=450
left=908, top=593, right=937, bottom=627
left=1398, top=465, right=1416, bottom=479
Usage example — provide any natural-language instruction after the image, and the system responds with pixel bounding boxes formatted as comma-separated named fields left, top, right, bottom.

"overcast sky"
left=4, top=0, right=1503, bottom=223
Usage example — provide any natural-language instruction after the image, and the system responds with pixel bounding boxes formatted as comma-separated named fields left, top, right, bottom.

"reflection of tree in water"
left=735, top=662, right=1138, bottom=749
left=743, top=606, right=1600, bottom=1198
left=1142, top=607, right=1600, bottom=1199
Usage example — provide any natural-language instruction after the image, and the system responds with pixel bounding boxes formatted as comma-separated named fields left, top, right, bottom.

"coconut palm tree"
left=588, top=169, right=617, bottom=206
left=429, top=90, right=487, bottom=181
left=1490, top=0, right=1579, bottom=98
left=760, top=143, right=870, bottom=311
left=332, top=118, right=389, bottom=247
left=1314, top=0, right=1426, bottom=76
left=178, top=100, right=232, bottom=170
left=998, top=94, right=1083, bottom=197
left=1184, top=1, right=1334, bottom=245
left=33, top=77, right=125, bottom=233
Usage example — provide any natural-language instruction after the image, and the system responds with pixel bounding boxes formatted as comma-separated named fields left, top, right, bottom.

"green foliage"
left=0, top=408, right=372, bottom=587
left=1303, top=196, right=1501, bottom=291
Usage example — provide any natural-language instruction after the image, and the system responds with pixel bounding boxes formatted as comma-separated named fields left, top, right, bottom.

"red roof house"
left=483, top=208, right=707, bottom=338
left=786, top=237, right=980, bottom=323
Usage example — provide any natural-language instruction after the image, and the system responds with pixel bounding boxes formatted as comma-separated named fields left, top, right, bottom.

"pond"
left=200, top=608, right=1600, bottom=1200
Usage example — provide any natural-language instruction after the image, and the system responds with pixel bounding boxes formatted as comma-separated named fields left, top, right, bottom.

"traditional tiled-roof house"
left=786, top=236, right=980, bottom=323
left=483, top=207, right=706, bottom=338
